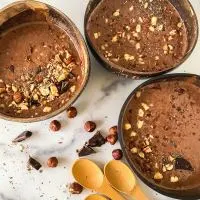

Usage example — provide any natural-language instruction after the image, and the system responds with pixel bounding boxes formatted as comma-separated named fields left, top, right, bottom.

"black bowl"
left=118, top=73, right=200, bottom=199
left=84, top=0, right=199, bottom=79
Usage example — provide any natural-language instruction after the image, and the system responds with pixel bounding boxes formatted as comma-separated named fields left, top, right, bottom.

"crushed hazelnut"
left=141, top=103, right=150, bottom=111
left=112, top=35, right=118, bottom=42
left=113, top=9, right=120, bottom=17
left=131, top=147, right=138, bottom=154
left=124, top=54, right=135, bottom=61
left=143, top=146, right=152, bottom=153
left=136, top=24, right=141, bottom=33
left=154, top=172, right=163, bottom=180
left=130, top=131, right=137, bottom=137
left=151, top=16, right=158, bottom=26
left=170, top=176, right=179, bottom=183
left=137, top=120, right=144, bottom=129
left=165, top=164, right=174, bottom=171
left=43, top=106, right=52, bottom=113
left=138, top=109, right=144, bottom=117
left=124, top=123, right=132, bottom=130
left=136, top=91, right=141, bottom=98
left=138, top=151, right=145, bottom=158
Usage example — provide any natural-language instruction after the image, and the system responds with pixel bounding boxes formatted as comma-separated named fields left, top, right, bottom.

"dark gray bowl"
left=84, top=0, right=198, bottom=79
left=118, top=73, right=200, bottom=199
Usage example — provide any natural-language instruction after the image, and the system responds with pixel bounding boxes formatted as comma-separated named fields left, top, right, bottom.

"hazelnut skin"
left=49, top=120, right=61, bottom=132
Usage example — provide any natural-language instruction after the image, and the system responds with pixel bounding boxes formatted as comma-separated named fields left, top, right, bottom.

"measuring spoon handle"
left=96, top=178, right=125, bottom=200
left=130, top=185, right=149, bottom=200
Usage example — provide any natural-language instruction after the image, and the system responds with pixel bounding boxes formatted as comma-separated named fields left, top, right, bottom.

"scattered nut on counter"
left=84, top=121, right=96, bottom=132
left=47, top=157, right=58, bottom=168
left=49, top=120, right=61, bottom=132
left=106, top=134, right=118, bottom=145
left=67, top=106, right=78, bottom=118
left=112, top=149, right=123, bottom=160
left=109, top=126, right=118, bottom=136
left=69, top=182, right=83, bottom=194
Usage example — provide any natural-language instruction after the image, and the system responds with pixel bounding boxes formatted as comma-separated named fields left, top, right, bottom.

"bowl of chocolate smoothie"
left=0, top=1, right=90, bottom=122
left=85, top=0, right=198, bottom=78
left=119, top=74, right=200, bottom=199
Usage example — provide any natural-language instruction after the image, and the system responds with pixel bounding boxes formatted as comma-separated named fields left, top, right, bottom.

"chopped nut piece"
left=169, top=155, right=175, bottom=162
left=131, top=147, right=138, bottom=154
left=166, top=164, right=174, bottom=171
left=149, top=26, right=155, bottom=32
left=124, top=123, right=132, bottom=130
left=151, top=16, right=158, bottom=26
left=135, top=43, right=141, bottom=50
left=39, top=86, right=50, bottom=96
left=70, top=85, right=76, bottom=93
left=168, top=45, right=174, bottom=50
left=136, top=24, right=141, bottom=33
left=169, top=30, right=177, bottom=36
left=143, top=146, right=152, bottom=153
left=130, top=131, right=137, bottom=137
left=177, top=22, right=183, bottom=28
left=129, top=6, right=134, bottom=11
left=144, top=2, right=149, bottom=9
left=141, top=103, right=149, bottom=111
left=50, top=85, right=59, bottom=97
left=137, top=120, right=144, bottom=129
left=138, top=151, right=145, bottom=158
left=154, top=172, right=163, bottom=180
left=126, top=26, right=131, bottom=31
left=94, top=32, right=101, bottom=39
left=170, top=176, right=179, bottom=183
left=12, top=85, right=18, bottom=92
left=43, top=106, right=52, bottom=113
left=155, top=56, right=160, bottom=60
left=138, top=109, right=144, bottom=117
left=136, top=91, right=141, bottom=98
left=162, top=166, right=167, bottom=172
left=124, top=54, right=135, bottom=61
left=113, top=9, right=120, bottom=17
left=112, top=35, right=118, bottom=42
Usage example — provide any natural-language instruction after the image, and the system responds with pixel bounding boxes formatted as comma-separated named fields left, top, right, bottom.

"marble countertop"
left=0, top=0, right=200, bottom=200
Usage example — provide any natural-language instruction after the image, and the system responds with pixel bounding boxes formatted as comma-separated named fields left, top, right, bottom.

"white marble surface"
left=0, top=0, right=200, bottom=200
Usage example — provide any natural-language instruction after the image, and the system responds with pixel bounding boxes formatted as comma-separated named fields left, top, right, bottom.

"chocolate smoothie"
left=86, top=0, right=188, bottom=73
left=123, top=76, right=200, bottom=189
left=0, top=11, right=83, bottom=118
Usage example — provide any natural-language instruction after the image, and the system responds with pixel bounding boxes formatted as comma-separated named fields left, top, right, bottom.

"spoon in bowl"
left=85, top=194, right=108, bottom=200
left=72, top=159, right=125, bottom=200
left=104, top=160, right=148, bottom=200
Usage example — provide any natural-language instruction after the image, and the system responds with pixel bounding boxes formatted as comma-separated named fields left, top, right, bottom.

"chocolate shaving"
left=28, top=156, right=42, bottom=170
left=87, top=131, right=106, bottom=147
left=57, top=81, right=69, bottom=94
left=175, top=157, right=193, bottom=171
left=78, top=146, right=96, bottom=157
left=8, top=65, right=15, bottom=73
left=12, top=131, right=32, bottom=143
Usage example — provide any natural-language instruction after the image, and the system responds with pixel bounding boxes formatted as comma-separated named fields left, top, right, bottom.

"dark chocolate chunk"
left=78, top=146, right=96, bottom=157
left=28, top=156, right=42, bottom=170
left=8, top=65, right=15, bottom=73
left=12, top=131, right=32, bottom=143
left=175, top=157, right=193, bottom=171
left=57, top=81, right=69, bottom=94
left=87, top=131, right=106, bottom=147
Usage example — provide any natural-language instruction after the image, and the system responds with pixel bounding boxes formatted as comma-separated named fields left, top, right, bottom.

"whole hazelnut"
left=84, top=121, right=96, bottom=132
left=47, top=157, right=58, bottom=168
left=50, top=120, right=61, bottom=132
left=67, top=107, right=77, bottom=118
left=69, top=182, right=83, bottom=194
left=13, top=92, right=23, bottom=103
left=109, top=126, right=118, bottom=136
left=112, top=149, right=123, bottom=160
left=106, top=134, right=118, bottom=145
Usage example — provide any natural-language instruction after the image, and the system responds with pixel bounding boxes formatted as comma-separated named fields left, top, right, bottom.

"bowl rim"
left=118, top=73, right=200, bottom=199
left=0, top=0, right=91, bottom=123
left=84, top=0, right=199, bottom=78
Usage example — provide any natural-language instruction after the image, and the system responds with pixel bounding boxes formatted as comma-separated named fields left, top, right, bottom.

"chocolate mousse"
left=86, top=0, right=188, bottom=74
left=0, top=11, right=83, bottom=118
left=122, top=75, right=200, bottom=189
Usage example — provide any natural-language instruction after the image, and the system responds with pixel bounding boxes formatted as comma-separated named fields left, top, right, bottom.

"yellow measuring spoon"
left=72, top=159, right=125, bottom=200
left=85, top=194, right=108, bottom=200
left=104, top=160, right=148, bottom=200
